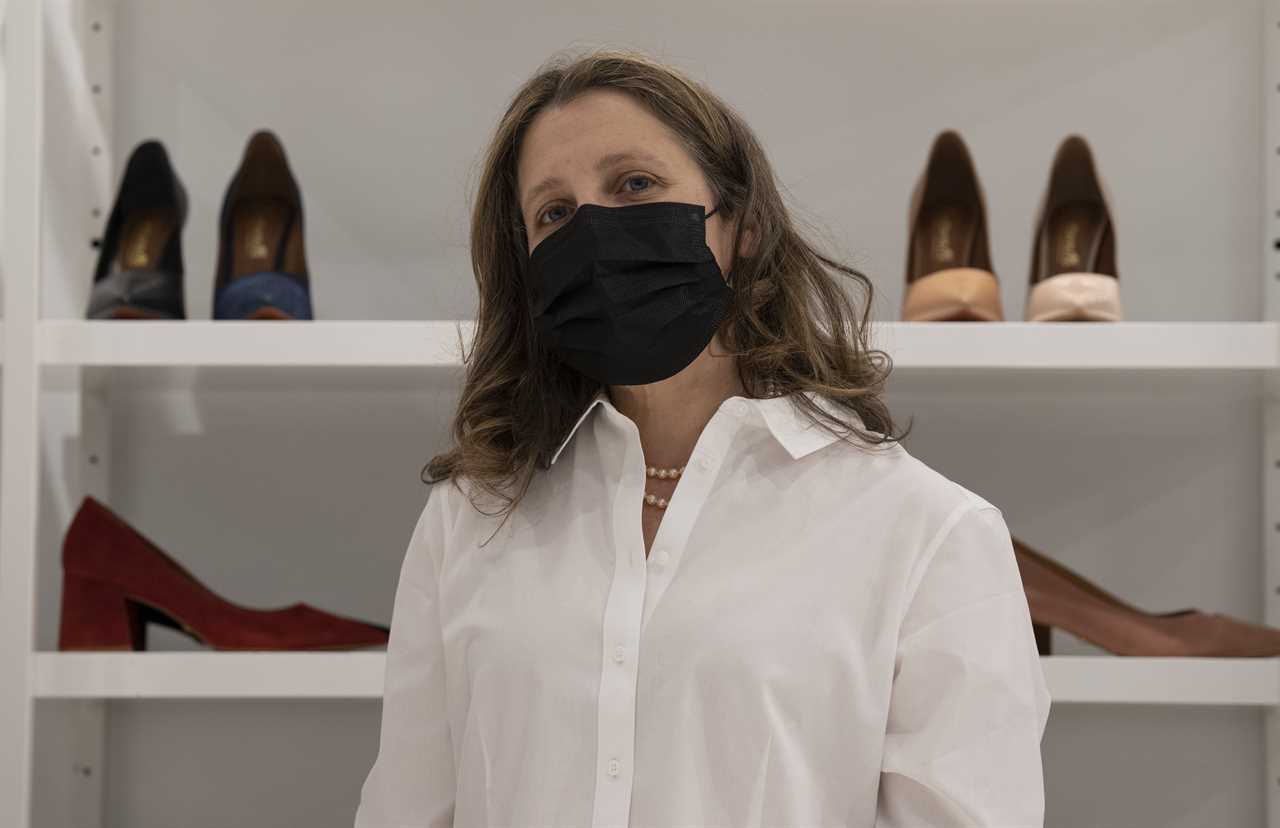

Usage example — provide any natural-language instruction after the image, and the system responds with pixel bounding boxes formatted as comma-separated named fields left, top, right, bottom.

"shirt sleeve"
left=354, top=482, right=457, bottom=828
left=875, top=502, right=1052, bottom=828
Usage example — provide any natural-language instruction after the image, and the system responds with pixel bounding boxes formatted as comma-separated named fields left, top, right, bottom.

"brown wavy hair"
left=422, top=46, right=910, bottom=527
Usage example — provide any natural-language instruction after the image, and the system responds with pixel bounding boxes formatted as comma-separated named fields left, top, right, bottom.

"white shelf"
left=37, top=320, right=1278, bottom=368
left=40, top=320, right=470, bottom=366
left=877, top=321, right=1279, bottom=369
left=33, top=652, right=388, bottom=699
left=30, top=652, right=1280, bottom=705
left=1039, top=656, right=1280, bottom=706
left=32, top=320, right=1280, bottom=394
left=39, top=320, right=471, bottom=392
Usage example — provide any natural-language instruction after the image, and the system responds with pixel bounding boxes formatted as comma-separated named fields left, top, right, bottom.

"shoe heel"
left=1032, top=621, right=1052, bottom=656
left=58, top=571, right=146, bottom=651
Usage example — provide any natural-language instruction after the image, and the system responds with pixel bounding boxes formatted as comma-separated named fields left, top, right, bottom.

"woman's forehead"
left=517, top=93, right=689, bottom=202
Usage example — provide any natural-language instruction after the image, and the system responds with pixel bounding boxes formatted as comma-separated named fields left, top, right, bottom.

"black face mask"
left=525, top=200, right=733, bottom=386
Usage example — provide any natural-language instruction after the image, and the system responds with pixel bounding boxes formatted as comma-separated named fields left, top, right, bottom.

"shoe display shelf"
left=5, top=1, right=1280, bottom=827
left=32, top=318, right=1280, bottom=394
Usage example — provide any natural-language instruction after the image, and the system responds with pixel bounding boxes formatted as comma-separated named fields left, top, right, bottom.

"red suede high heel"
left=58, top=496, right=389, bottom=651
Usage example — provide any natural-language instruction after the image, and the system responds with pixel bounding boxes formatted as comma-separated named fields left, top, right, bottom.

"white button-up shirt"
left=354, top=389, right=1052, bottom=828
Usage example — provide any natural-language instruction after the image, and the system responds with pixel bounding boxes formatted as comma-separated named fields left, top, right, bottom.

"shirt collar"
left=549, top=388, right=861, bottom=466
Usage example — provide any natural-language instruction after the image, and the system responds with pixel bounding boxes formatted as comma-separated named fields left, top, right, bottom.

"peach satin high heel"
left=1024, top=135, right=1123, bottom=322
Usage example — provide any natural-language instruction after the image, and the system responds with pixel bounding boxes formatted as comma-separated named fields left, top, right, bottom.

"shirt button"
left=613, top=645, right=625, bottom=664
left=608, top=758, right=620, bottom=777
left=728, top=400, right=748, bottom=416
left=695, top=455, right=711, bottom=470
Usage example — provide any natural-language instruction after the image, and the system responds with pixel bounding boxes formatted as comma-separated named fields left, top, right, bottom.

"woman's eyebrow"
left=522, top=150, right=667, bottom=212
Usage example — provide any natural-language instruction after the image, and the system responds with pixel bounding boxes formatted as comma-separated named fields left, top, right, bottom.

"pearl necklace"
left=643, top=464, right=684, bottom=510
left=642, top=380, right=779, bottom=510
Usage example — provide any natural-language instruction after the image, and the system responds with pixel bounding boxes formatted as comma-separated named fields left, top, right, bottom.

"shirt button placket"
left=594, top=619, right=639, bottom=823
left=592, top=447, right=647, bottom=828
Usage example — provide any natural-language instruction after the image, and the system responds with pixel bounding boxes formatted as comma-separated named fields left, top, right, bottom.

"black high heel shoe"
left=213, top=129, right=315, bottom=320
left=86, top=139, right=188, bottom=319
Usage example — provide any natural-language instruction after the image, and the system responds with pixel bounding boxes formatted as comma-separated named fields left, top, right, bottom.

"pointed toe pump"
left=1012, top=535, right=1280, bottom=657
left=57, top=496, right=388, bottom=651
left=1025, top=135, right=1123, bottom=322
left=213, top=129, right=315, bottom=320
left=902, top=130, right=1004, bottom=322
left=86, top=139, right=188, bottom=320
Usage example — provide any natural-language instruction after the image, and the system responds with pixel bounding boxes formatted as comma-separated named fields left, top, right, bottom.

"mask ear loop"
left=704, top=203, right=733, bottom=286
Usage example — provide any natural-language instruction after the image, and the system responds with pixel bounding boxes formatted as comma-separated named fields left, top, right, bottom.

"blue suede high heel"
left=86, top=140, right=188, bottom=320
left=213, top=130, right=314, bottom=320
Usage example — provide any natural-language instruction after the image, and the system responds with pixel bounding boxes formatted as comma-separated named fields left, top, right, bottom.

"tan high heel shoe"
left=1013, top=534, right=1280, bottom=657
left=1024, top=135, right=1123, bottom=322
left=902, top=130, right=1004, bottom=322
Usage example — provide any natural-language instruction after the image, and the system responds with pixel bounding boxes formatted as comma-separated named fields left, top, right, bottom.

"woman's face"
left=516, top=88, right=743, bottom=274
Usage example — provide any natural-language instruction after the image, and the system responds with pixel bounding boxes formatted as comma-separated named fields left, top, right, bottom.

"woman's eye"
left=537, top=175, right=657, bottom=226
left=540, top=204, right=569, bottom=225
left=622, top=174, right=654, bottom=194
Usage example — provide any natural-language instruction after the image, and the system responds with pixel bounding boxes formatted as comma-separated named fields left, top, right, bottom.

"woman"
left=355, top=48, right=1051, bottom=828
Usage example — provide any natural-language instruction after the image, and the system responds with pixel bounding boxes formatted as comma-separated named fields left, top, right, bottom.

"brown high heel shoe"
left=58, top=496, right=388, bottom=651
left=1024, top=135, right=1123, bottom=322
left=1012, top=534, right=1280, bottom=657
left=902, top=130, right=1004, bottom=322
left=212, top=129, right=315, bottom=320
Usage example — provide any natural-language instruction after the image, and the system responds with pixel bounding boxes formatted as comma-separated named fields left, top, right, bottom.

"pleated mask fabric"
left=525, top=200, right=733, bottom=386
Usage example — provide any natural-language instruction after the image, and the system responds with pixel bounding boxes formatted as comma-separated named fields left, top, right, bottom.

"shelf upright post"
left=43, top=0, right=116, bottom=825
left=1266, top=2, right=1280, bottom=827
left=0, top=1, right=44, bottom=827
left=68, top=0, right=114, bottom=825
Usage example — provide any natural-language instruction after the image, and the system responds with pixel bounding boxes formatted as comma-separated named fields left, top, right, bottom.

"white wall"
left=1, top=0, right=7, bottom=317
left=29, top=1, right=1268, bottom=826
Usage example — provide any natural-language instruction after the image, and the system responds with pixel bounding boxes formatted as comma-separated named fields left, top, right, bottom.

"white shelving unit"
left=4, top=0, right=1280, bottom=826
left=24, top=652, right=1280, bottom=706
left=37, top=318, right=1280, bottom=370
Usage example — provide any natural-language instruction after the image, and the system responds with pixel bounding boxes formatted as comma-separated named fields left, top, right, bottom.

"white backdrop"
left=26, top=1, right=1268, bottom=826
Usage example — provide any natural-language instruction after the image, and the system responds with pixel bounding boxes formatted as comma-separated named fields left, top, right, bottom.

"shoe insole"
left=231, top=197, right=292, bottom=280
left=1047, top=200, right=1106, bottom=276
left=115, top=207, right=177, bottom=272
left=913, top=201, right=976, bottom=278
